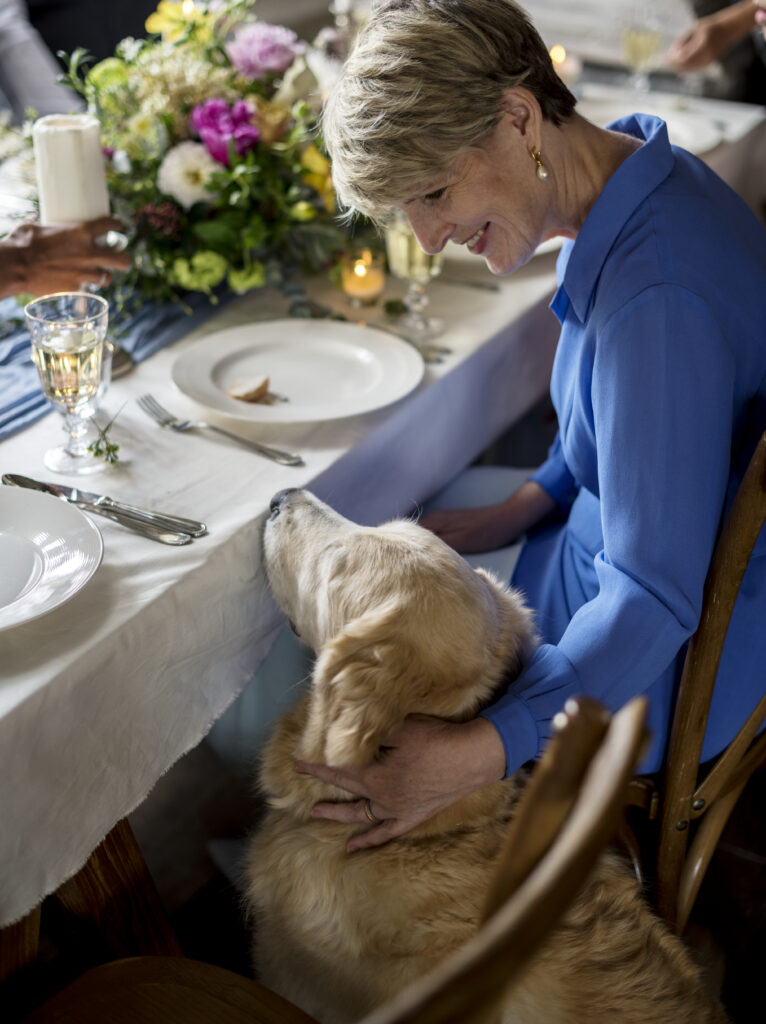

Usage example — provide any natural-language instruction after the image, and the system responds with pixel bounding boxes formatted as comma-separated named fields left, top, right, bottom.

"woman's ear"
left=499, top=86, right=541, bottom=143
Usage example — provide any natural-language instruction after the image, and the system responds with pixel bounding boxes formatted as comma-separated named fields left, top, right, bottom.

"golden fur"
left=246, top=490, right=727, bottom=1024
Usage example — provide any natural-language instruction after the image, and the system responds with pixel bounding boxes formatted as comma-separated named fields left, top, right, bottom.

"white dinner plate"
left=0, top=487, right=103, bottom=631
left=171, top=320, right=425, bottom=423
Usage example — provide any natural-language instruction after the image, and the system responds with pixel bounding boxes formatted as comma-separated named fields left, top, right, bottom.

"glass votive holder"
left=340, top=248, right=386, bottom=306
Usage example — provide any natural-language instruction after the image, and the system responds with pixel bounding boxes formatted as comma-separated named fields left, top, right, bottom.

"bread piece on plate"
left=229, top=375, right=271, bottom=403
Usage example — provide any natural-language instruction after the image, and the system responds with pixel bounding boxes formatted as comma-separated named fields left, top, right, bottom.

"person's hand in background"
left=755, top=1, right=766, bottom=37
left=666, top=0, right=758, bottom=72
left=0, top=216, right=130, bottom=299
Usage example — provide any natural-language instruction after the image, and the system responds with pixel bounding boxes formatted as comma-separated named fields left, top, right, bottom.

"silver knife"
left=83, top=508, right=193, bottom=545
left=1, top=474, right=207, bottom=537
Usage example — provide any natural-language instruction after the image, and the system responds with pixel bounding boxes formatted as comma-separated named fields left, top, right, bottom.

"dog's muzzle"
left=269, top=487, right=301, bottom=520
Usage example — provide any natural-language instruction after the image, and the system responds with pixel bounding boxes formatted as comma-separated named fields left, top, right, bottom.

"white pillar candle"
left=33, top=114, right=110, bottom=226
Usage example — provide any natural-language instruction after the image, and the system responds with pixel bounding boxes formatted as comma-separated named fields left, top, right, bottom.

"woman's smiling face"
left=401, top=109, right=553, bottom=276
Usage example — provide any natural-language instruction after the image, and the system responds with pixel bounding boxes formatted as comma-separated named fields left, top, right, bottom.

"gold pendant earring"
left=529, top=148, right=549, bottom=181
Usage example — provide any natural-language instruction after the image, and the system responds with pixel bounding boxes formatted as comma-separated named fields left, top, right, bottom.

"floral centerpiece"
left=61, top=0, right=348, bottom=307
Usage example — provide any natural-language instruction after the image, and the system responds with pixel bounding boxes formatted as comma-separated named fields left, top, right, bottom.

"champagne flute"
left=621, top=3, right=662, bottom=92
left=25, top=292, right=109, bottom=475
left=384, top=210, right=448, bottom=349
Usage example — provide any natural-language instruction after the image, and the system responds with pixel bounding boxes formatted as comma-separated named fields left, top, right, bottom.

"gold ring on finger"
left=363, top=798, right=381, bottom=824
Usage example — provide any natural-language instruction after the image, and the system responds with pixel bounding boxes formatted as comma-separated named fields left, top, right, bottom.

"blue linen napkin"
left=0, top=291, right=236, bottom=441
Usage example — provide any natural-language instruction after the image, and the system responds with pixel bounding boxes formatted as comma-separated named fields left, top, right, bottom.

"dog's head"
left=264, top=489, right=536, bottom=768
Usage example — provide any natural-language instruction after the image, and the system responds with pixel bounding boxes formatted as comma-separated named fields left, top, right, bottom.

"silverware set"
left=136, top=394, right=304, bottom=467
left=2, top=473, right=206, bottom=546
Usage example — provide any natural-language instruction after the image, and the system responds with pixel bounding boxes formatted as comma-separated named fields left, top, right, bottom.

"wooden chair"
left=21, top=694, right=649, bottom=1024
left=629, top=430, right=766, bottom=935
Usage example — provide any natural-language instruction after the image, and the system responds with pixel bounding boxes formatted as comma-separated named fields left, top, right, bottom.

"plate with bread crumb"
left=171, top=319, right=425, bottom=423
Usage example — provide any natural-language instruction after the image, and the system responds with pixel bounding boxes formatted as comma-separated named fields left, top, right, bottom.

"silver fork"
left=137, top=394, right=304, bottom=467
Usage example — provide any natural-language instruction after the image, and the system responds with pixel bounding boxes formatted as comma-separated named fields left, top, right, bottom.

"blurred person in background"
left=666, top=0, right=766, bottom=101
left=0, top=216, right=130, bottom=298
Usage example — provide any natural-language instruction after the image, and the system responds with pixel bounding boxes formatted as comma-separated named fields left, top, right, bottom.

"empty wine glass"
left=621, top=3, right=662, bottom=92
left=384, top=210, right=446, bottom=347
left=25, top=292, right=109, bottom=475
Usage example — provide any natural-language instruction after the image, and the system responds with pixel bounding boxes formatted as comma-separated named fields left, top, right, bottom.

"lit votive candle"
left=33, top=113, right=110, bottom=226
left=549, top=44, right=582, bottom=89
left=340, top=248, right=386, bottom=305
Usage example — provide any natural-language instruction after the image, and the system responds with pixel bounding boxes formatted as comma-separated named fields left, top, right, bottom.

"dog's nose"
left=269, top=488, right=300, bottom=516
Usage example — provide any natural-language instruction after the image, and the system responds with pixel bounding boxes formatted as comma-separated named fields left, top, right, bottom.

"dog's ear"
left=302, top=598, right=427, bottom=767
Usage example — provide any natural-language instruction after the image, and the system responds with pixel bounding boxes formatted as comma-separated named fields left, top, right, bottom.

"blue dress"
left=481, top=113, right=766, bottom=777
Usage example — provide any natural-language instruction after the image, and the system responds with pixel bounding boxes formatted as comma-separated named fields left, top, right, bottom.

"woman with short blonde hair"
left=293, top=0, right=766, bottom=859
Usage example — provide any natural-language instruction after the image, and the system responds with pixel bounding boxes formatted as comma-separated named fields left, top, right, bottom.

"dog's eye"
left=268, top=505, right=280, bottom=522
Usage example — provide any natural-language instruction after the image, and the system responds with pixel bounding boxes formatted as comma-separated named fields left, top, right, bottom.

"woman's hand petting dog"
left=297, top=715, right=507, bottom=852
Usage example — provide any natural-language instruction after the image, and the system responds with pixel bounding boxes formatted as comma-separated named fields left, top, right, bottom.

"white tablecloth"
left=0, top=260, right=559, bottom=927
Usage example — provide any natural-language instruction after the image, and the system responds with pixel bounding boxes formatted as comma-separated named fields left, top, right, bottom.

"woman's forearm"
left=498, top=479, right=558, bottom=539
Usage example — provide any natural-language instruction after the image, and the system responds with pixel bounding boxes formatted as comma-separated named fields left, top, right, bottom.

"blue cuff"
left=480, top=694, right=541, bottom=779
left=531, top=460, right=577, bottom=510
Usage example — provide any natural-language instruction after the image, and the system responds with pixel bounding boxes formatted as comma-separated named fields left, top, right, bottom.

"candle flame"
left=549, top=44, right=567, bottom=66
left=354, top=261, right=368, bottom=277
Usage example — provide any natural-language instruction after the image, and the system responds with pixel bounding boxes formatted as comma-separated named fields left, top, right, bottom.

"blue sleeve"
left=530, top=432, right=578, bottom=509
left=482, top=285, right=736, bottom=776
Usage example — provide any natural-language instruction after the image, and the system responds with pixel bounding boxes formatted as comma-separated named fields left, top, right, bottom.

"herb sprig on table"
left=88, top=405, right=125, bottom=464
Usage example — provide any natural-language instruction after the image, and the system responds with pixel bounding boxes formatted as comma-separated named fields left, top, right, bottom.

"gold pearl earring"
left=529, top=148, right=549, bottom=181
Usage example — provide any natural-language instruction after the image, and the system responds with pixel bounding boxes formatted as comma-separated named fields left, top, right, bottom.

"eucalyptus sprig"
left=88, top=403, right=126, bottom=464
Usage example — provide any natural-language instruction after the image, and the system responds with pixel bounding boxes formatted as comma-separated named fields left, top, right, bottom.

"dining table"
left=0, top=250, right=562, bottom=945
left=1, top=75, right=764, bottom=968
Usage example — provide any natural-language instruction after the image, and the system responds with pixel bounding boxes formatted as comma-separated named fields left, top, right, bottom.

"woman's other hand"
left=419, top=479, right=556, bottom=554
left=297, top=715, right=507, bottom=852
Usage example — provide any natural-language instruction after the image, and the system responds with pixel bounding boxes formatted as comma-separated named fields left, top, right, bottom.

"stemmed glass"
left=621, top=3, right=662, bottom=92
left=384, top=210, right=447, bottom=348
left=25, top=292, right=109, bottom=475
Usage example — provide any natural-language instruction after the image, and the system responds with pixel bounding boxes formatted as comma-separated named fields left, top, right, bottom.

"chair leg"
left=53, top=817, right=183, bottom=958
left=676, top=778, right=748, bottom=935
left=0, top=906, right=41, bottom=984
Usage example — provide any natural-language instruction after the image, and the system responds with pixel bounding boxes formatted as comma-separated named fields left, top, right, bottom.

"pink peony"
left=190, top=98, right=260, bottom=166
left=225, top=21, right=305, bottom=80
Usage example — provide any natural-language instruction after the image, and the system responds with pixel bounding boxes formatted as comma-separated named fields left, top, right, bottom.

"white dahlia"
left=156, top=141, right=219, bottom=209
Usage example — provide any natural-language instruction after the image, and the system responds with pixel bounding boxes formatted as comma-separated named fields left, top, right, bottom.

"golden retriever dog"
left=246, top=488, right=727, bottom=1024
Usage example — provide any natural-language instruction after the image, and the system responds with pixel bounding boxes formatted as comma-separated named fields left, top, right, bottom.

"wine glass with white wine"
left=621, top=2, right=662, bottom=92
left=25, top=292, right=109, bottom=475
left=384, top=210, right=449, bottom=351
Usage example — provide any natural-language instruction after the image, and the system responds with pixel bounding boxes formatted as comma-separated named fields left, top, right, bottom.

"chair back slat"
left=657, top=431, right=766, bottom=930
left=359, top=698, right=649, bottom=1024
left=480, top=697, right=610, bottom=923
left=692, top=693, right=766, bottom=816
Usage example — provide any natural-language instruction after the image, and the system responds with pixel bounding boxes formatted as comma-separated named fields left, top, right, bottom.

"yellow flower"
left=289, top=201, right=317, bottom=222
left=301, top=145, right=335, bottom=213
left=300, top=144, right=329, bottom=177
left=145, top=1, right=211, bottom=43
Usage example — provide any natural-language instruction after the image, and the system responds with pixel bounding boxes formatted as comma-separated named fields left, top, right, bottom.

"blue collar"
left=550, top=114, right=675, bottom=325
